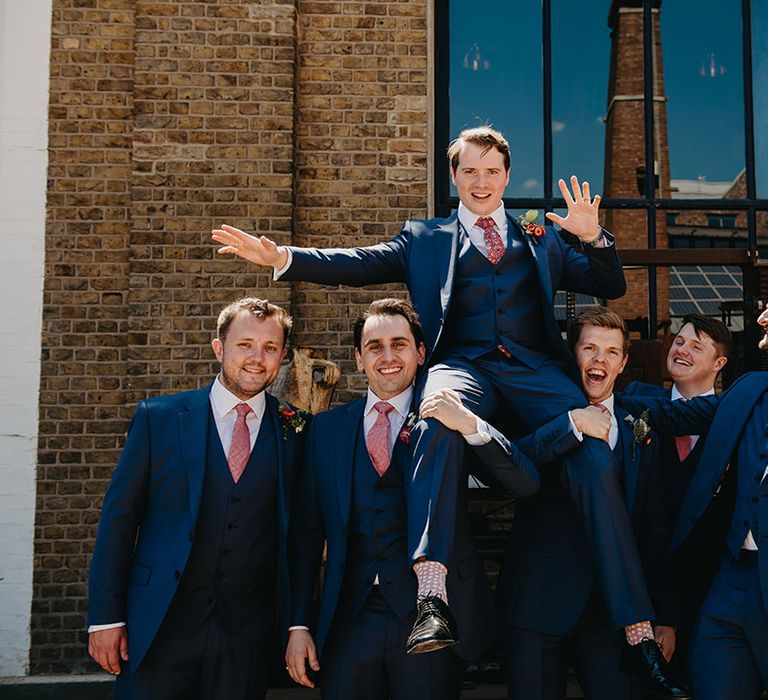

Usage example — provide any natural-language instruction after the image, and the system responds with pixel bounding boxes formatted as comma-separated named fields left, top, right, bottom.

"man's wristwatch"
left=581, top=226, right=605, bottom=247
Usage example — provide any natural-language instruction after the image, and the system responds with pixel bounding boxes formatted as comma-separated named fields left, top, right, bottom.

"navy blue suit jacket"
left=495, top=399, right=672, bottom=634
left=283, top=214, right=626, bottom=366
left=289, top=397, right=541, bottom=661
left=620, top=373, right=768, bottom=614
left=87, top=386, right=304, bottom=672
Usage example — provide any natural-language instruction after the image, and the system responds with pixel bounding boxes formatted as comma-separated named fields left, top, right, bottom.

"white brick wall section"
left=0, top=0, right=52, bottom=677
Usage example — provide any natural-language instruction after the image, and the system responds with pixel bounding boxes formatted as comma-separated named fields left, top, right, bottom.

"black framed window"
left=436, top=0, right=768, bottom=373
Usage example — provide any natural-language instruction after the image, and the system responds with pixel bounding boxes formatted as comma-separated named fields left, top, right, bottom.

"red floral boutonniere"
left=278, top=401, right=309, bottom=441
left=624, top=409, right=652, bottom=460
left=517, top=209, right=546, bottom=244
left=398, top=412, right=418, bottom=445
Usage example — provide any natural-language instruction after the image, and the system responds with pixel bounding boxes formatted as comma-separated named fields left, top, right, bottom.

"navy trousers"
left=689, top=553, right=768, bottom=699
left=114, top=607, right=273, bottom=700
left=409, top=353, right=654, bottom=628
left=320, top=588, right=465, bottom=700
left=503, top=621, right=638, bottom=700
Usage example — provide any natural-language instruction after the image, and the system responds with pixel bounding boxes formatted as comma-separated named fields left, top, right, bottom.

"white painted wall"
left=0, top=0, right=52, bottom=677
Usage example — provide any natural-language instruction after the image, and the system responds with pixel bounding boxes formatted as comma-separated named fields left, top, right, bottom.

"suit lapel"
left=337, top=398, right=367, bottom=531
left=615, top=404, right=641, bottom=514
left=178, top=385, right=213, bottom=525
left=265, top=394, right=290, bottom=536
left=433, top=215, right=460, bottom=319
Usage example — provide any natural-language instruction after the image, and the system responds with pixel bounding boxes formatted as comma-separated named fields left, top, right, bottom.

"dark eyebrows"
left=363, top=335, right=411, bottom=347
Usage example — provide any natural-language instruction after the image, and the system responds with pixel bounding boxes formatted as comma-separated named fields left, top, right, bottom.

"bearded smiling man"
left=87, top=298, right=307, bottom=700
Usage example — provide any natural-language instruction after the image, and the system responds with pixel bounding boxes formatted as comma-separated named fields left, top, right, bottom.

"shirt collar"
left=671, top=384, right=715, bottom=401
left=457, top=201, right=506, bottom=235
left=210, top=376, right=267, bottom=420
left=596, top=394, right=615, bottom=417
left=364, top=385, right=413, bottom=420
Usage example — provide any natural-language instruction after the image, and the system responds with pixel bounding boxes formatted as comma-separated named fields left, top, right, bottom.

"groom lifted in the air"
left=213, top=126, right=684, bottom=698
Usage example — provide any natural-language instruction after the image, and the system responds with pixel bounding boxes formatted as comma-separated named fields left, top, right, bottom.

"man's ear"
left=416, top=342, right=426, bottom=366
left=354, top=348, right=364, bottom=372
left=714, top=355, right=728, bottom=373
left=212, top=337, right=223, bottom=362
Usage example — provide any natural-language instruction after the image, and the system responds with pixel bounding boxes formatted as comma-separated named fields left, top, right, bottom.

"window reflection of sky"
left=449, top=0, right=753, bottom=197
left=662, top=0, right=744, bottom=184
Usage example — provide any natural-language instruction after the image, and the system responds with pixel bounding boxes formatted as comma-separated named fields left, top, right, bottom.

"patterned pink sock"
left=625, top=620, right=654, bottom=645
left=413, top=560, right=448, bottom=604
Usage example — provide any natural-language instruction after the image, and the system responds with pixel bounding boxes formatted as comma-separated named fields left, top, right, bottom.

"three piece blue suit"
left=289, top=395, right=541, bottom=699
left=490, top=397, right=670, bottom=699
left=284, top=212, right=655, bottom=628
left=621, top=374, right=768, bottom=698
left=88, top=386, right=304, bottom=699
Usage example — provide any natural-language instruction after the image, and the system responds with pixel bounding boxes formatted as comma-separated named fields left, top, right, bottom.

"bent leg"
left=408, top=359, right=499, bottom=564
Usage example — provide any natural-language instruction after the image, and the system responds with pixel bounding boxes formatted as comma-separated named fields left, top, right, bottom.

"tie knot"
left=374, top=401, right=394, bottom=416
left=475, top=216, right=496, bottom=234
left=590, top=402, right=610, bottom=414
left=235, top=403, right=252, bottom=419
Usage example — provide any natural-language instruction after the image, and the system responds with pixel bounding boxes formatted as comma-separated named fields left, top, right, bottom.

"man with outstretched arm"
left=619, top=309, right=768, bottom=699
left=213, top=126, right=680, bottom=696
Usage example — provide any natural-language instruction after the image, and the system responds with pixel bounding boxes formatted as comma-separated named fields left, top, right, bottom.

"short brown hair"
left=353, top=298, right=425, bottom=352
left=447, top=126, right=511, bottom=173
left=216, top=297, right=293, bottom=346
left=568, top=306, right=630, bottom=356
left=678, top=313, right=732, bottom=358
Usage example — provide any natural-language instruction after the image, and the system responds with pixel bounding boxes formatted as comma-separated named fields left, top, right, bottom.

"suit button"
left=231, top=496, right=241, bottom=503
left=497, top=288, right=506, bottom=294
left=228, top=522, right=237, bottom=530
left=206, top=597, right=214, bottom=605
left=374, top=508, right=384, bottom=515
left=188, top=533, right=193, bottom=542
left=374, top=532, right=383, bottom=540
left=222, top=548, right=232, bottom=555
left=757, top=475, right=763, bottom=482
left=174, top=570, right=181, bottom=580
left=753, top=497, right=759, bottom=504
left=744, top=520, right=750, bottom=527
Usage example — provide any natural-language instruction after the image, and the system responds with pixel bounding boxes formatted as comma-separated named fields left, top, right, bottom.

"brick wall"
left=291, top=0, right=429, bottom=402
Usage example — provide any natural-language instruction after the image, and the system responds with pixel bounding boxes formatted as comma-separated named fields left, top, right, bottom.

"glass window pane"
left=665, top=208, right=747, bottom=248
left=754, top=2, right=768, bottom=198
left=449, top=0, right=542, bottom=197
left=551, top=0, right=612, bottom=195
left=661, top=1, right=744, bottom=189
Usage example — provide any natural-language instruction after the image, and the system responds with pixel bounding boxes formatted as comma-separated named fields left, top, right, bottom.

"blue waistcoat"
left=438, top=225, right=548, bottom=368
left=169, top=409, right=279, bottom=633
left=340, top=423, right=415, bottom=620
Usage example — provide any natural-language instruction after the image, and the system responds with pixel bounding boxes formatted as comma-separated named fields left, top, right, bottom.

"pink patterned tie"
left=366, top=401, right=395, bottom=477
left=675, top=435, right=692, bottom=462
left=228, top=403, right=252, bottom=483
left=476, top=216, right=504, bottom=265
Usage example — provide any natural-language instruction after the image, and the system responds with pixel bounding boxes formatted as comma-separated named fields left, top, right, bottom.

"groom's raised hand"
left=212, top=224, right=289, bottom=269
left=88, top=627, right=128, bottom=675
left=545, top=175, right=602, bottom=243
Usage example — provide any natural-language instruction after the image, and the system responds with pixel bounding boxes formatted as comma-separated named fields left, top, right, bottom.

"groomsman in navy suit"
left=87, top=298, right=307, bottom=699
left=285, top=298, right=542, bottom=699
left=213, top=126, right=680, bottom=694
left=623, top=314, right=732, bottom=666
left=493, top=307, right=688, bottom=699
left=619, top=308, right=768, bottom=699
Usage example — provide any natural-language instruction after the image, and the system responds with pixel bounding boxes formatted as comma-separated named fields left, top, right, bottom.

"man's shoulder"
left=621, top=380, right=666, bottom=398
left=140, top=385, right=210, bottom=413
left=313, top=397, right=365, bottom=426
left=403, top=214, right=457, bottom=236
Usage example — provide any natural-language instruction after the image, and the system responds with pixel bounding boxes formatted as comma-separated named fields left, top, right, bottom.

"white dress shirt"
left=569, top=395, right=618, bottom=450
left=457, top=202, right=508, bottom=258
left=671, top=384, right=714, bottom=451
left=89, top=378, right=267, bottom=633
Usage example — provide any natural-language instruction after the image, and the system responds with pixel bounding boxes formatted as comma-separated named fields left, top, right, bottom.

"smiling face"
left=355, top=313, right=426, bottom=400
left=666, top=322, right=727, bottom=396
left=574, top=325, right=629, bottom=404
left=451, top=141, right=510, bottom=217
left=212, top=311, right=287, bottom=400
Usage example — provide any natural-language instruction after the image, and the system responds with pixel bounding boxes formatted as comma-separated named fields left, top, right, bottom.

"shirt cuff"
left=463, top=417, right=493, bottom=446
left=273, top=247, right=293, bottom=280
left=288, top=625, right=310, bottom=632
left=88, top=622, right=126, bottom=633
left=568, top=411, right=584, bottom=441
